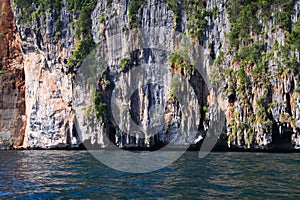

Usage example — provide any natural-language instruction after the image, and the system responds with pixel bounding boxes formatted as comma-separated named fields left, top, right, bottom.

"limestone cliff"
left=1, top=0, right=300, bottom=151
left=1, top=0, right=76, bottom=149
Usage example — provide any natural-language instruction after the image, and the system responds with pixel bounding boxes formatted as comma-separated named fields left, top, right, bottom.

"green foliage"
left=223, top=0, right=298, bottom=148
left=13, top=0, right=97, bottom=70
left=203, top=105, right=208, bottom=112
left=84, top=105, right=92, bottom=118
left=14, top=0, right=63, bottom=29
left=106, top=0, right=113, bottom=8
left=67, top=0, right=96, bottom=12
left=213, top=6, right=219, bottom=19
left=166, top=0, right=180, bottom=28
left=13, top=0, right=96, bottom=41
left=94, top=91, right=108, bottom=122
left=255, top=95, right=272, bottom=127
left=85, top=73, right=110, bottom=121
left=273, top=44, right=297, bottom=78
left=287, top=18, right=300, bottom=50
left=211, top=51, right=226, bottom=87
left=67, top=37, right=95, bottom=67
left=120, top=57, right=130, bottom=72
left=9, top=137, right=14, bottom=146
left=256, top=96, right=265, bottom=106
left=101, top=72, right=111, bottom=85
left=224, top=1, right=298, bottom=95
left=65, top=0, right=97, bottom=69
left=166, top=0, right=211, bottom=39
left=252, top=62, right=270, bottom=88
left=246, top=128, right=255, bottom=148
left=170, top=75, right=180, bottom=99
left=128, top=0, right=146, bottom=28
left=13, top=0, right=38, bottom=25
left=65, top=0, right=98, bottom=38
left=274, top=1, right=295, bottom=32
left=226, top=0, right=295, bottom=49
left=55, top=19, right=63, bottom=37
left=235, top=42, right=265, bottom=65
left=236, top=67, right=248, bottom=94
left=227, top=0, right=259, bottom=48
left=214, top=51, right=224, bottom=66
left=184, top=0, right=211, bottom=41
left=146, top=135, right=151, bottom=143
left=228, top=126, right=237, bottom=145
left=267, top=101, right=275, bottom=113
left=169, top=50, right=194, bottom=75
left=289, top=117, right=296, bottom=129
left=234, top=41, right=271, bottom=88
left=99, top=14, right=107, bottom=23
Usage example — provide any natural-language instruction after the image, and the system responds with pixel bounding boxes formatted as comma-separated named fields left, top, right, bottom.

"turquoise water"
left=0, top=151, right=299, bottom=199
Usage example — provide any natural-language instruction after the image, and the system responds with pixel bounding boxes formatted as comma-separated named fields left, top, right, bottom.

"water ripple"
left=0, top=151, right=299, bottom=199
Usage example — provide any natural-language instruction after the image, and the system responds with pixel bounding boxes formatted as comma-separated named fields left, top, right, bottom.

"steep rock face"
left=12, top=1, right=76, bottom=148
left=1, top=0, right=300, bottom=150
left=211, top=0, right=300, bottom=150
left=79, top=0, right=300, bottom=150
left=73, top=0, right=209, bottom=148
left=0, top=0, right=25, bottom=149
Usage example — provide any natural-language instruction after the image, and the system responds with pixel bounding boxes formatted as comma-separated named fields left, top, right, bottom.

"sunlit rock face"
left=1, top=0, right=300, bottom=150
left=7, top=0, right=77, bottom=148
left=75, top=0, right=209, bottom=149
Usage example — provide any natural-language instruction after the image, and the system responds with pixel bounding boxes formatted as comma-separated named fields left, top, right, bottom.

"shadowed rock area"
left=0, top=0, right=25, bottom=149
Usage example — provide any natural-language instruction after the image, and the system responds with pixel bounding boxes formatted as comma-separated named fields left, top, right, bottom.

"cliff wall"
left=0, top=0, right=300, bottom=150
